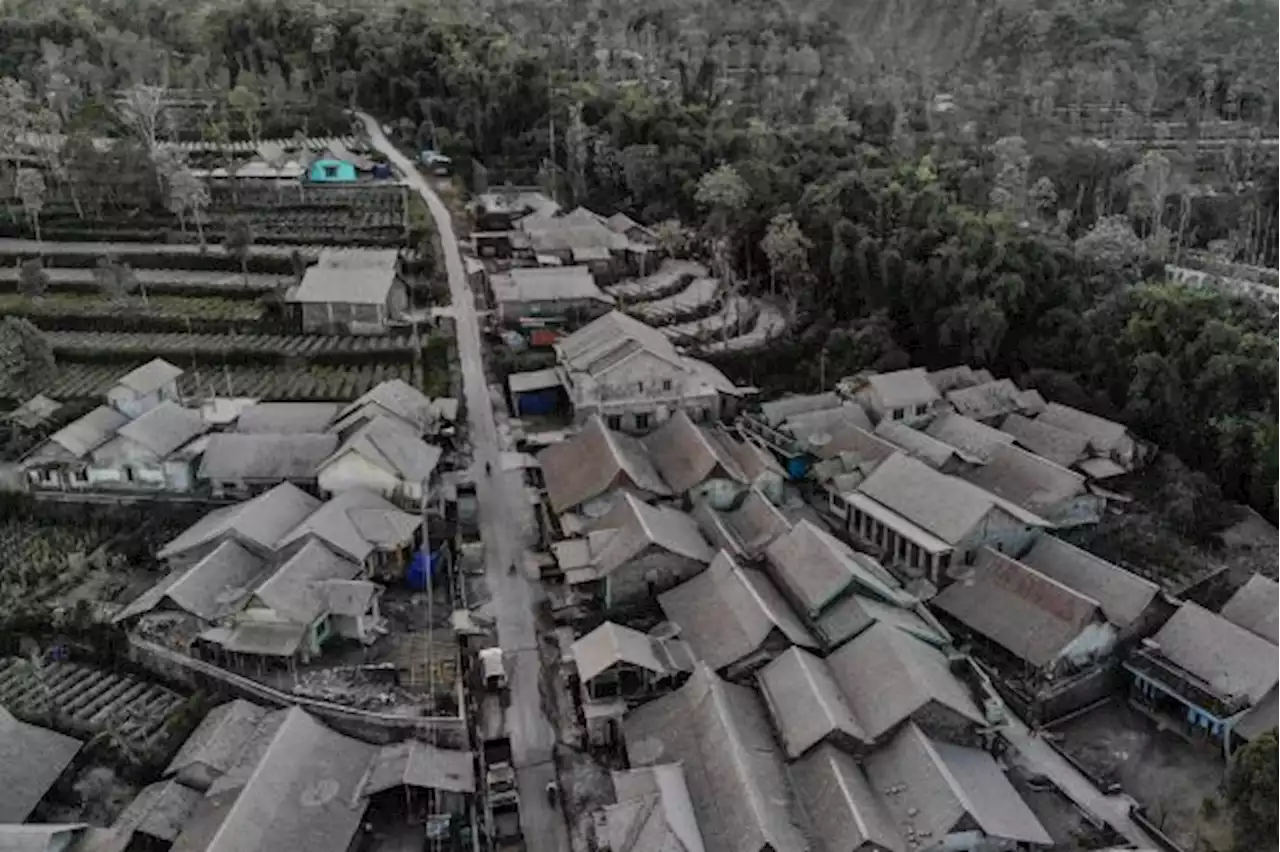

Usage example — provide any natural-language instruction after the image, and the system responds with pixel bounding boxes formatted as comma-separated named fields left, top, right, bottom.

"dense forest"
left=0, top=0, right=1276, bottom=518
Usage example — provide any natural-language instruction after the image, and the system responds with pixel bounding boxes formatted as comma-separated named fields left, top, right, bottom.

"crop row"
left=0, top=265, right=285, bottom=298
left=0, top=293, right=265, bottom=336
left=0, top=361, right=421, bottom=402
left=43, top=329, right=417, bottom=360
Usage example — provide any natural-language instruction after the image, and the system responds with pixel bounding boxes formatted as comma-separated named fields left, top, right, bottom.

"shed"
left=308, top=158, right=358, bottom=183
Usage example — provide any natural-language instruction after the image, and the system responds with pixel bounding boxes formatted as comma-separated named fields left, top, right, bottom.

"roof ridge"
left=913, top=727, right=978, bottom=833
left=700, top=674, right=776, bottom=846
left=823, top=747, right=872, bottom=844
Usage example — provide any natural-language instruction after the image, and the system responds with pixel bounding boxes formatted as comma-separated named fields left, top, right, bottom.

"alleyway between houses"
left=360, top=113, right=571, bottom=852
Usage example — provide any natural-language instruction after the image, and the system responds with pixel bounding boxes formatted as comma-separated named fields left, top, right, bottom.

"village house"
left=234, top=401, right=342, bottom=434
left=740, top=392, right=874, bottom=476
left=1035, top=402, right=1143, bottom=479
left=1000, top=412, right=1091, bottom=469
left=957, top=443, right=1105, bottom=528
left=926, top=364, right=995, bottom=395
left=658, top=550, right=818, bottom=681
left=550, top=311, right=748, bottom=432
left=642, top=409, right=783, bottom=506
left=847, top=368, right=941, bottom=425
left=332, top=378, right=453, bottom=437
left=622, top=664, right=811, bottom=852
left=1016, top=534, right=1165, bottom=643
left=763, top=520, right=943, bottom=650
left=473, top=187, right=560, bottom=231
left=86, top=400, right=209, bottom=492
left=287, top=249, right=408, bottom=335
left=22, top=404, right=130, bottom=491
left=519, top=206, right=629, bottom=276
left=1124, top=601, right=1278, bottom=757
left=1216, top=573, right=1278, bottom=644
left=489, top=265, right=615, bottom=324
left=787, top=744, right=906, bottom=852
left=759, top=622, right=987, bottom=749
left=118, top=484, right=419, bottom=667
left=107, top=358, right=184, bottom=418
left=830, top=452, right=1046, bottom=587
left=316, top=414, right=443, bottom=507
left=197, top=432, right=338, bottom=498
left=601, top=765, right=706, bottom=852
left=692, top=487, right=792, bottom=561
left=538, top=414, right=672, bottom=522
left=933, top=547, right=1117, bottom=680
left=922, top=411, right=1016, bottom=464
left=106, top=699, right=475, bottom=852
left=943, top=377, right=1045, bottom=424
left=858, top=723, right=1052, bottom=850
left=874, top=420, right=975, bottom=472
left=552, top=492, right=713, bottom=608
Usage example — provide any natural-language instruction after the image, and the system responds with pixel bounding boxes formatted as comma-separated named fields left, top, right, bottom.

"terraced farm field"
left=0, top=265, right=287, bottom=296
left=0, top=293, right=264, bottom=325
left=0, top=360, right=424, bottom=401
left=43, top=329, right=416, bottom=361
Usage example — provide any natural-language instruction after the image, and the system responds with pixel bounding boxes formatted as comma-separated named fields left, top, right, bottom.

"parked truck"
left=481, top=692, right=524, bottom=851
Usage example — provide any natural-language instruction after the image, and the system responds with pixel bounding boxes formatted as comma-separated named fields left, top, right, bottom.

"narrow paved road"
left=1004, top=717, right=1159, bottom=849
left=359, top=114, right=570, bottom=852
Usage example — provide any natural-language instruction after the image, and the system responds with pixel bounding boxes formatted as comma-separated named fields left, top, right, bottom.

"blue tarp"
left=517, top=388, right=560, bottom=416
left=785, top=456, right=811, bottom=480
left=407, top=549, right=441, bottom=589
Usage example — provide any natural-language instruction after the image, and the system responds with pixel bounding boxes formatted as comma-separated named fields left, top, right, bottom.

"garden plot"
left=0, top=512, right=116, bottom=608
left=0, top=361, right=422, bottom=402
left=700, top=298, right=787, bottom=354
left=0, top=238, right=308, bottom=259
left=607, top=259, right=706, bottom=301
left=43, top=329, right=416, bottom=362
left=0, top=657, right=189, bottom=762
left=0, top=293, right=263, bottom=326
left=627, top=276, right=721, bottom=324
left=663, top=294, right=756, bottom=344
left=0, top=265, right=285, bottom=296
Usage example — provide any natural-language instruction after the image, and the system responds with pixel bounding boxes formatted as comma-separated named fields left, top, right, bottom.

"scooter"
left=545, top=781, right=559, bottom=807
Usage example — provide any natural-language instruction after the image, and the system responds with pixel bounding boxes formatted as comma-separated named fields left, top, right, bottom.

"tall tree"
left=224, top=220, right=254, bottom=278
left=15, top=168, right=46, bottom=243
left=115, top=84, right=166, bottom=154
left=0, top=317, right=56, bottom=397
left=1226, top=730, right=1278, bottom=852
left=760, top=212, right=812, bottom=298
left=18, top=258, right=49, bottom=299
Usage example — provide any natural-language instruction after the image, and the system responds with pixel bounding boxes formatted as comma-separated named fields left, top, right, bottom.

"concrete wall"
left=128, top=636, right=467, bottom=747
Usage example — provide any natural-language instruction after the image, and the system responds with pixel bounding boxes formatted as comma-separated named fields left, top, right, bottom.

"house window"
left=662, top=379, right=673, bottom=391
left=637, top=381, right=645, bottom=393
left=892, top=408, right=904, bottom=420
left=634, top=412, right=651, bottom=431
left=939, top=552, right=952, bottom=575
left=915, top=403, right=929, bottom=416
left=323, top=165, right=338, bottom=178
left=606, top=415, right=623, bottom=431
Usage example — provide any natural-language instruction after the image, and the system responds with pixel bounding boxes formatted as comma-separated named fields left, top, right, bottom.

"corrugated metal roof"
left=866, top=368, right=939, bottom=410
left=157, top=483, right=321, bottom=560
left=1000, top=413, right=1089, bottom=468
left=199, top=433, right=337, bottom=482
left=588, top=492, right=713, bottom=576
left=44, top=405, right=130, bottom=458
left=765, top=520, right=909, bottom=616
left=643, top=410, right=747, bottom=493
left=606, top=764, right=706, bottom=852
left=572, top=621, right=671, bottom=682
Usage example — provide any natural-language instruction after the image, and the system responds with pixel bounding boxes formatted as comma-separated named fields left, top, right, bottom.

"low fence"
left=128, top=637, right=467, bottom=747
left=1130, top=804, right=1189, bottom=852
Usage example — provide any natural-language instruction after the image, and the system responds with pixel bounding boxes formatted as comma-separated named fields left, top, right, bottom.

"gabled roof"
left=957, top=443, right=1088, bottom=518
left=933, top=548, right=1105, bottom=667
left=790, top=744, right=905, bottom=852
left=1218, top=574, right=1279, bottom=644
left=659, top=551, right=816, bottom=671
left=927, top=365, right=986, bottom=394
left=278, top=488, right=421, bottom=563
left=198, top=433, right=337, bottom=482
left=826, top=622, right=984, bottom=742
left=360, top=740, right=476, bottom=795
left=606, top=765, right=706, bottom=852
left=865, top=368, right=939, bottom=410
left=758, top=393, right=844, bottom=427
left=606, top=212, right=655, bottom=238
left=945, top=378, right=1028, bottom=421
left=694, top=488, right=792, bottom=560
left=235, top=402, right=342, bottom=434
left=170, top=707, right=376, bottom=852
left=539, top=416, right=670, bottom=513
left=643, top=410, right=747, bottom=493
left=114, top=358, right=183, bottom=395
left=588, top=492, right=713, bottom=576
left=556, top=311, right=683, bottom=377
left=289, top=249, right=399, bottom=305
left=1018, top=536, right=1158, bottom=630
left=166, top=699, right=271, bottom=782
left=490, top=265, right=613, bottom=305
left=1037, top=403, right=1131, bottom=453
left=855, top=454, right=1013, bottom=546
left=6, top=393, right=61, bottom=429
left=1234, top=688, right=1279, bottom=743
left=765, top=520, right=910, bottom=616
left=158, top=483, right=321, bottom=560
left=623, top=665, right=810, bottom=852
left=865, top=723, right=1051, bottom=847
left=115, top=539, right=267, bottom=623
left=924, top=412, right=1016, bottom=463
left=814, top=422, right=900, bottom=465
left=1148, top=602, right=1279, bottom=705
left=999, top=413, right=1089, bottom=468
left=0, top=706, right=83, bottom=822
left=321, top=415, right=442, bottom=484
left=572, top=621, right=688, bottom=682
left=109, top=400, right=207, bottom=458
left=783, top=404, right=873, bottom=448
left=111, top=779, right=203, bottom=843
left=43, top=405, right=129, bottom=459
left=252, top=539, right=363, bottom=623
left=874, top=420, right=970, bottom=468
left=757, top=647, right=867, bottom=757
left=335, top=379, right=434, bottom=432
